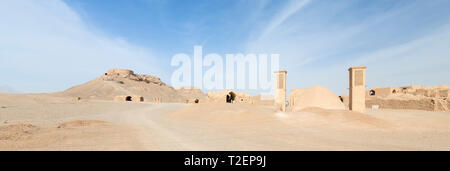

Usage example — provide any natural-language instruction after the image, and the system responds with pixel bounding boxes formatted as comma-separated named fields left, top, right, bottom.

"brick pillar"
left=274, top=70, right=287, bottom=112
left=349, top=66, right=366, bottom=113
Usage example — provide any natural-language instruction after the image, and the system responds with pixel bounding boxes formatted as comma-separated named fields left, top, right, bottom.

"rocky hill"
left=56, top=68, right=206, bottom=103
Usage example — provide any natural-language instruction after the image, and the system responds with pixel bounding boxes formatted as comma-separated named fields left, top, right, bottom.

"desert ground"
left=1, top=93, right=450, bottom=151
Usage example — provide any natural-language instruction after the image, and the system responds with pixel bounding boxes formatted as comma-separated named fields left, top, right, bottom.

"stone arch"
left=369, top=90, right=376, bottom=96
left=126, top=96, right=132, bottom=101
left=226, top=91, right=236, bottom=103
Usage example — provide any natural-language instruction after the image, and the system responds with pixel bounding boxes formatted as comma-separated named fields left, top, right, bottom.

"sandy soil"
left=1, top=94, right=450, bottom=151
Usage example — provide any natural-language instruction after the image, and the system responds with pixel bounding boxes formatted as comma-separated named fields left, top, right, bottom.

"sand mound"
left=289, top=85, right=345, bottom=111
left=57, top=120, right=108, bottom=128
left=176, top=87, right=207, bottom=101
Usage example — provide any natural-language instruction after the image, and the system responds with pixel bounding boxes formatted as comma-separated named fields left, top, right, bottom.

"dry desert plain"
left=1, top=93, right=450, bottom=151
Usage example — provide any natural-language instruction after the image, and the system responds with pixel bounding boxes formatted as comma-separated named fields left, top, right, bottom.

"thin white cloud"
left=349, top=24, right=450, bottom=88
left=244, top=0, right=450, bottom=95
left=0, top=0, right=162, bottom=93
left=294, top=24, right=450, bottom=95
left=259, top=0, right=311, bottom=39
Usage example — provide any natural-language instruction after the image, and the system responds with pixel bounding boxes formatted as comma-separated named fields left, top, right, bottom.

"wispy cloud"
left=259, top=0, right=311, bottom=39
left=0, top=0, right=162, bottom=93
left=245, top=0, right=450, bottom=95
left=304, top=23, right=450, bottom=95
left=1, top=0, right=449, bottom=95
left=349, top=24, right=450, bottom=88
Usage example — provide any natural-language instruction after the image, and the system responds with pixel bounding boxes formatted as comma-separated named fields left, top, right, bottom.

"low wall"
left=366, top=97, right=448, bottom=112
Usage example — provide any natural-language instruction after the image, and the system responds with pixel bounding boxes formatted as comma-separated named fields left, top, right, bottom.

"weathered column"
left=348, top=66, right=367, bottom=113
left=274, top=70, right=287, bottom=112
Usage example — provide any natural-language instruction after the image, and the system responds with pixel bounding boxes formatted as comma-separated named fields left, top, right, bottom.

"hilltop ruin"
left=58, top=68, right=205, bottom=103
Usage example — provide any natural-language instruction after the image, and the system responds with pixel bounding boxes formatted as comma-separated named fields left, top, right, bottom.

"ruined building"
left=206, top=90, right=253, bottom=104
left=59, top=68, right=206, bottom=103
left=114, top=95, right=144, bottom=102
left=366, top=85, right=449, bottom=112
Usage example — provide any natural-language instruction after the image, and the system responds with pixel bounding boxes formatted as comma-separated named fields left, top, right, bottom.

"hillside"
left=56, top=68, right=205, bottom=103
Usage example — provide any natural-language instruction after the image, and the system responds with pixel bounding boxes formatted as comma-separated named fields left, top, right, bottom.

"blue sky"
left=1, top=0, right=449, bottom=95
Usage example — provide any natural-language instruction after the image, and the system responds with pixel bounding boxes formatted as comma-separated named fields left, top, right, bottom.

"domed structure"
left=289, top=85, right=345, bottom=111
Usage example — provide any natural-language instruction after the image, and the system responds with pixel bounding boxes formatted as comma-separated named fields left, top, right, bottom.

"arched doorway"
left=226, top=92, right=236, bottom=103
left=126, top=96, right=132, bottom=101
left=369, top=90, right=376, bottom=96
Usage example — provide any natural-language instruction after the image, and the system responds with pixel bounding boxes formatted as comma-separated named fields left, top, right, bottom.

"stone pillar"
left=274, top=70, right=287, bottom=112
left=348, top=66, right=367, bottom=113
